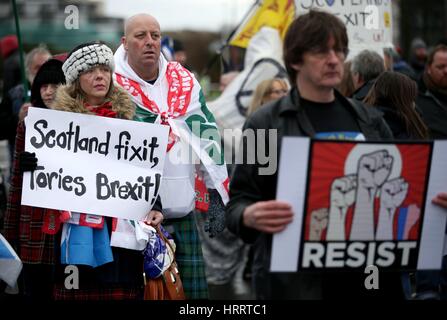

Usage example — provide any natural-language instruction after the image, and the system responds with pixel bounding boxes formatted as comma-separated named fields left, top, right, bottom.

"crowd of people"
left=0, top=9, right=446, bottom=301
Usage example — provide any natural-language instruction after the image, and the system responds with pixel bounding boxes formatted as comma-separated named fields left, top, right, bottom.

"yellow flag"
left=229, top=0, right=295, bottom=48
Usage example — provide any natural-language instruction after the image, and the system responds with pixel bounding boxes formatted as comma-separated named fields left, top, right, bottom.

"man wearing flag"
left=114, top=13, right=229, bottom=299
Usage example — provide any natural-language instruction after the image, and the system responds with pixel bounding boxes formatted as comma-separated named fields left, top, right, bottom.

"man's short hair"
left=283, top=10, right=348, bottom=83
left=427, top=44, right=447, bottom=66
left=350, top=50, right=385, bottom=83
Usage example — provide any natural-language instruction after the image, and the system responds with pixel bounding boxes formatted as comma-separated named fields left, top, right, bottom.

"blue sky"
left=105, top=0, right=255, bottom=32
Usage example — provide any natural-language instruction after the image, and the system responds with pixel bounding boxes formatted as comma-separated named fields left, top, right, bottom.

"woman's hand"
left=19, top=151, right=38, bottom=173
left=145, top=210, right=163, bottom=227
left=432, top=193, right=447, bottom=209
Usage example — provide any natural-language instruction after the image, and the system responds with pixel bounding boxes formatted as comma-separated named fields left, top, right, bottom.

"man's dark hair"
left=283, top=10, right=348, bottom=83
left=427, top=44, right=447, bottom=66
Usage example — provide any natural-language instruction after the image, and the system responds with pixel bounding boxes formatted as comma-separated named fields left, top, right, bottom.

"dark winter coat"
left=226, top=87, right=393, bottom=299
left=416, top=80, right=447, bottom=139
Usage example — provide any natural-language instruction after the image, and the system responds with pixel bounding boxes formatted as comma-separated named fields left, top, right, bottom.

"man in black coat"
left=226, top=10, right=395, bottom=299
left=417, top=44, right=447, bottom=139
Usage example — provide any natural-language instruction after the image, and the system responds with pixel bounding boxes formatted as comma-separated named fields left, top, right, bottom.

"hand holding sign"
left=19, top=151, right=38, bottom=173
left=243, top=200, right=293, bottom=234
left=432, top=193, right=447, bottom=209
left=145, top=210, right=163, bottom=227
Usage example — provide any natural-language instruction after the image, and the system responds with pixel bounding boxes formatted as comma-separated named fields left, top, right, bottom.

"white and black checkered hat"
left=62, top=42, right=114, bottom=84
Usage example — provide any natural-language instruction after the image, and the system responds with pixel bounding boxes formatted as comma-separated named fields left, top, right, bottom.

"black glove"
left=19, top=151, right=38, bottom=173
left=204, top=189, right=226, bottom=238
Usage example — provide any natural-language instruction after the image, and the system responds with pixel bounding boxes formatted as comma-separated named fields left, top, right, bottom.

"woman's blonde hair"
left=247, top=78, right=288, bottom=116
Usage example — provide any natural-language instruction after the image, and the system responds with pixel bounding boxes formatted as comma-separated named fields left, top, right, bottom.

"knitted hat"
left=0, top=34, right=18, bottom=59
left=31, top=59, right=66, bottom=107
left=62, top=42, right=114, bottom=84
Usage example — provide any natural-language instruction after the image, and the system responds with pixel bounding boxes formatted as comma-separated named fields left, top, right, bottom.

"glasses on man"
left=308, top=46, right=349, bottom=60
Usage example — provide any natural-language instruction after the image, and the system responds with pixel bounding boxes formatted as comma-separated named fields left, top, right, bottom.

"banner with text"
left=295, top=0, right=394, bottom=58
left=22, top=107, right=169, bottom=221
left=271, top=138, right=447, bottom=271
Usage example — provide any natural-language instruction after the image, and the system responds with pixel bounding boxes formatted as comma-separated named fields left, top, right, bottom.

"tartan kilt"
left=53, top=283, right=142, bottom=300
left=163, top=212, right=208, bottom=299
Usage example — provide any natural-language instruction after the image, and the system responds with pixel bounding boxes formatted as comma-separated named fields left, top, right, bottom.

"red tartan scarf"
left=85, top=101, right=117, bottom=118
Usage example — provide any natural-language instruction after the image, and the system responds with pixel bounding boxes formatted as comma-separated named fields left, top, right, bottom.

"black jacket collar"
left=278, top=87, right=369, bottom=121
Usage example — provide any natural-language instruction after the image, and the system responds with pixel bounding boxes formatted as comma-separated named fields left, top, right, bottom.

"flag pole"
left=11, top=0, right=29, bottom=102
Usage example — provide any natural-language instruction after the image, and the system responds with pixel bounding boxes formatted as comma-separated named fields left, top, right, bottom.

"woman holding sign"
left=8, top=42, right=164, bottom=300
left=52, top=42, right=164, bottom=300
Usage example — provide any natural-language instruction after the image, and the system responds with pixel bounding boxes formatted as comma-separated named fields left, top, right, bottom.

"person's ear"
left=290, top=63, right=301, bottom=72
left=352, top=72, right=362, bottom=88
left=121, top=36, right=128, bottom=51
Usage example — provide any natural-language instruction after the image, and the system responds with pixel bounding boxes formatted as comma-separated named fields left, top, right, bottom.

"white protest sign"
left=22, top=107, right=169, bottom=221
left=271, top=138, right=447, bottom=272
left=294, top=0, right=394, bottom=57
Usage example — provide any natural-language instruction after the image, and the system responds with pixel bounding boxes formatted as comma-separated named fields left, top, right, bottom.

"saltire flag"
left=0, top=233, right=22, bottom=288
left=60, top=223, right=113, bottom=268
